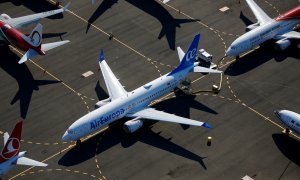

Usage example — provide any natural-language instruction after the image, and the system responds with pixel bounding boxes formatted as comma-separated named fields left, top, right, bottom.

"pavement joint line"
left=47, top=0, right=167, bottom=74
left=9, top=127, right=109, bottom=179
left=16, top=168, right=97, bottom=179
left=161, top=1, right=239, bottom=38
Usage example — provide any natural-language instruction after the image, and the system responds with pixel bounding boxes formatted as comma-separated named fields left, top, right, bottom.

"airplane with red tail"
left=226, top=0, right=300, bottom=57
left=0, top=121, right=47, bottom=175
left=0, top=2, right=71, bottom=64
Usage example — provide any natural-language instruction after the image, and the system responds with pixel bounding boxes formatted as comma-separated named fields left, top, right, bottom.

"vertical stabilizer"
left=24, top=23, right=43, bottom=47
left=168, top=34, right=200, bottom=75
left=0, top=121, right=22, bottom=163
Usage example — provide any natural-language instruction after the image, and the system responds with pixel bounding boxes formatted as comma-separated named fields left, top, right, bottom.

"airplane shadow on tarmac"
left=0, top=0, right=64, bottom=20
left=224, top=42, right=300, bottom=76
left=86, top=0, right=197, bottom=50
left=0, top=45, right=60, bottom=119
left=58, top=122, right=207, bottom=169
left=59, top=85, right=213, bottom=169
left=272, top=133, right=300, bottom=166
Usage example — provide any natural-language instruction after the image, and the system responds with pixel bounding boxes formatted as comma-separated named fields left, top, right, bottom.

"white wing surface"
left=245, top=0, right=271, bottom=24
left=99, top=49, right=127, bottom=100
left=275, top=31, right=300, bottom=40
left=3, top=132, right=9, bottom=146
left=126, top=108, right=211, bottom=128
left=4, top=2, right=70, bottom=29
left=16, top=157, right=48, bottom=167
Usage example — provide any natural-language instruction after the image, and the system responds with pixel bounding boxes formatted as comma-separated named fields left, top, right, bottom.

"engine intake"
left=95, top=98, right=111, bottom=108
left=274, top=39, right=291, bottom=51
left=123, top=118, right=143, bottom=133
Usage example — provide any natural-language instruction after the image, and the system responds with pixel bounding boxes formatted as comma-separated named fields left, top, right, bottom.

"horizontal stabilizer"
left=3, top=132, right=9, bottom=146
left=16, top=157, right=47, bottom=167
left=193, top=66, right=222, bottom=73
left=41, top=40, right=70, bottom=52
left=18, top=49, right=39, bottom=64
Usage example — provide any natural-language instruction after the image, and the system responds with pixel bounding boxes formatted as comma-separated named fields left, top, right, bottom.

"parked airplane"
left=274, top=110, right=300, bottom=135
left=225, top=0, right=300, bottom=57
left=62, top=34, right=222, bottom=142
left=0, top=121, right=47, bottom=175
left=0, top=2, right=70, bottom=64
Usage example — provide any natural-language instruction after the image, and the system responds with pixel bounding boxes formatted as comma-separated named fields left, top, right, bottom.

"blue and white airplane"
left=62, top=34, right=222, bottom=142
left=274, top=110, right=300, bottom=135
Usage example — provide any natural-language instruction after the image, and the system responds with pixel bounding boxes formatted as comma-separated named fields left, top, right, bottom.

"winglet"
left=202, top=122, right=212, bottom=128
left=63, top=2, right=71, bottom=12
left=100, top=49, right=105, bottom=62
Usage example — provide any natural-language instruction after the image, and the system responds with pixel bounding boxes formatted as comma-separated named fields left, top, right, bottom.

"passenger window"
left=291, top=120, right=295, bottom=124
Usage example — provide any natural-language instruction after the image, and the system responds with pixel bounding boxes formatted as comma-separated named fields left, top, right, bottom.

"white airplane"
left=274, top=110, right=300, bottom=135
left=226, top=0, right=300, bottom=57
left=0, top=121, right=47, bottom=175
left=62, top=34, right=222, bottom=142
left=0, top=2, right=70, bottom=64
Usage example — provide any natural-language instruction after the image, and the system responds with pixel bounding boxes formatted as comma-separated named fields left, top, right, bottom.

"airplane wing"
left=245, top=0, right=271, bottom=24
left=4, top=2, right=70, bottom=29
left=3, top=132, right=9, bottom=145
left=16, top=157, right=47, bottom=167
left=275, top=31, right=300, bottom=40
left=99, top=49, right=127, bottom=100
left=126, top=108, right=211, bottom=128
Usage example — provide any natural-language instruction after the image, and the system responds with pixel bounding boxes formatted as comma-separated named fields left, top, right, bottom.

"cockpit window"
left=67, top=129, right=75, bottom=134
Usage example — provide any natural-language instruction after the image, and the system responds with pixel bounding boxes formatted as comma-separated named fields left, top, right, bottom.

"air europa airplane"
left=226, top=0, right=300, bottom=57
left=62, top=34, right=222, bottom=143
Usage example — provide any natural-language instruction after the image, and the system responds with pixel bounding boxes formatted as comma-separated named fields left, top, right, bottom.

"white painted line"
left=219, top=6, right=230, bottom=12
left=82, top=71, right=94, bottom=78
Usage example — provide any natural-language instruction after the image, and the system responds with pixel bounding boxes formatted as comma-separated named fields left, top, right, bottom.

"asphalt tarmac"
left=0, top=0, right=299, bottom=179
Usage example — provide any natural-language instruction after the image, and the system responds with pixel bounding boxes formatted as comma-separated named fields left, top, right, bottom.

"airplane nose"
left=274, top=110, right=281, bottom=119
left=62, top=131, right=69, bottom=141
left=225, top=48, right=232, bottom=57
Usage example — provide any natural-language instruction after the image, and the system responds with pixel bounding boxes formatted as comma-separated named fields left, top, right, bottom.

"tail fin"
left=23, top=23, right=43, bottom=47
left=0, top=121, right=22, bottom=162
left=168, top=34, right=200, bottom=76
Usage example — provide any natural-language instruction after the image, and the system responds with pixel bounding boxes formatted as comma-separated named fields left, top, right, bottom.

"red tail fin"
left=0, top=121, right=22, bottom=163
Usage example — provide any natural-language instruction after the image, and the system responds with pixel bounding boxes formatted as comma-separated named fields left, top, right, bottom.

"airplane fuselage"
left=0, top=20, right=43, bottom=54
left=226, top=19, right=299, bottom=56
left=62, top=67, right=192, bottom=141
left=275, top=110, right=300, bottom=135
left=0, top=151, right=25, bottom=175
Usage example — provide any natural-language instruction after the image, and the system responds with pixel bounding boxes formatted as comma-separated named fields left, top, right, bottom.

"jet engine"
left=246, top=22, right=260, bottom=32
left=123, top=118, right=143, bottom=133
left=274, top=39, right=291, bottom=51
left=95, top=98, right=111, bottom=108
left=0, top=14, right=11, bottom=20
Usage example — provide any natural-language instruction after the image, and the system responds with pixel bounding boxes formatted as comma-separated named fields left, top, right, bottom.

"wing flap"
left=99, top=49, right=127, bottom=100
left=126, top=108, right=211, bottom=128
left=16, top=157, right=47, bottom=167
left=245, top=0, right=271, bottom=24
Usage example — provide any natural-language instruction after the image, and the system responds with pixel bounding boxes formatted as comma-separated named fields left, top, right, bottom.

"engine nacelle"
left=123, top=118, right=144, bottom=133
left=245, top=22, right=260, bottom=32
left=1, top=14, right=11, bottom=20
left=95, top=98, right=111, bottom=108
left=274, top=39, right=291, bottom=51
